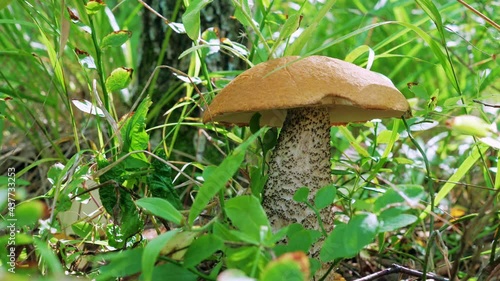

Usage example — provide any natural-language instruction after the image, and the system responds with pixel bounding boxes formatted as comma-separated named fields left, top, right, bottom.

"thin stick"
left=354, top=264, right=449, bottom=281
left=456, top=0, right=500, bottom=31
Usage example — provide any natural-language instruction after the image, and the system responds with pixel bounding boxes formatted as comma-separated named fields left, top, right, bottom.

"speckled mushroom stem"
left=263, top=106, right=334, bottom=280
left=263, top=106, right=334, bottom=233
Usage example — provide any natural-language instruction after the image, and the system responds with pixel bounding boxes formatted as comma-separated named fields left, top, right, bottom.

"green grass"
left=0, top=0, right=499, bottom=280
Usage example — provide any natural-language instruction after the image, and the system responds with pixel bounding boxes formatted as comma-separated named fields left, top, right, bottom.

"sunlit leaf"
left=101, top=30, right=132, bottom=49
left=105, top=67, right=133, bottom=93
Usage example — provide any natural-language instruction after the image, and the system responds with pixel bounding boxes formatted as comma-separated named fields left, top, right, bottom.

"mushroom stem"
left=263, top=106, right=333, bottom=233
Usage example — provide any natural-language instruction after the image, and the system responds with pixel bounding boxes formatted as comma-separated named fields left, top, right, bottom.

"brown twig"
left=354, top=264, right=449, bottom=281
left=456, top=0, right=500, bottom=31
left=473, top=99, right=500, bottom=108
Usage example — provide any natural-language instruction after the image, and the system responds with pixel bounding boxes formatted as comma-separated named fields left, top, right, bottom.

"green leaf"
left=320, top=213, right=378, bottom=261
left=120, top=96, right=151, bottom=155
left=374, top=185, right=425, bottom=213
left=226, top=246, right=267, bottom=277
left=250, top=165, right=267, bottom=198
left=105, top=67, right=133, bottom=93
left=136, top=197, right=184, bottom=225
left=182, top=0, right=213, bottom=40
left=275, top=224, right=320, bottom=256
left=98, top=248, right=143, bottom=280
left=148, top=150, right=182, bottom=209
left=262, top=128, right=278, bottom=154
left=101, top=30, right=132, bottom=49
left=314, top=185, right=336, bottom=209
left=183, top=234, right=224, bottom=268
left=293, top=187, right=309, bottom=203
left=249, top=112, right=262, bottom=134
left=71, top=221, right=93, bottom=238
left=213, top=221, right=240, bottom=242
left=151, top=262, right=198, bottom=281
left=85, top=0, right=105, bottom=15
left=225, top=195, right=271, bottom=242
left=99, top=182, right=143, bottom=246
left=378, top=209, right=417, bottom=232
left=142, top=229, right=181, bottom=281
left=232, top=0, right=254, bottom=27
left=345, top=45, right=374, bottom=64
left=188, top=130, right=262, bottom=225
left=273, top=13, right=300, bottom=56
left=376, top=130, right=399, bottom=144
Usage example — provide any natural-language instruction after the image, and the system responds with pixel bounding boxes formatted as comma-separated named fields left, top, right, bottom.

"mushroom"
left=202, top=55, right=410, bottom=263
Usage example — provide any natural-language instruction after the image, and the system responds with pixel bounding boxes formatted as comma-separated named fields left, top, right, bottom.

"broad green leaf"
left=314, top=185, right=336, bottom=209
left=100, top=181, right=143, bottom=246
left=183, top=234, right=224, bottom=268
left=106, top=67, right=133, bottom=93
left=320, top=213, right=378, bottom=261
left=136, top=198, right=184, bottom=225
left=182, top=0, right=213, bottom=40
left=293, top=187, right=309, bottom=203
left=151, top=262, right=198, bottom=281
left=101, top=30, right=132, bottom=49
left=250, top=165, right=267, bottom=198
left=98, top=248, right=143, bottom=279
left=142, top=229, right=181, bottom=281
left=213, top=221, right=241, bottom=242
left=373, top=185, right=425, bottom=212
left=225, top=195, right=270, bottom=242
left=188, top=130, right=262, bottom=225
left=249, top=112, right=262, bottom=134
left=275, top=224, right=319, bottom=256
left=262, top=128, right=278, bottom=153
left=378, top=209, right=417, bottom=232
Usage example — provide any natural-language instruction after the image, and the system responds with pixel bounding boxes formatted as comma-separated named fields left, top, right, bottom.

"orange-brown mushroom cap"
left=202, top=56, right=410, bottom=127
